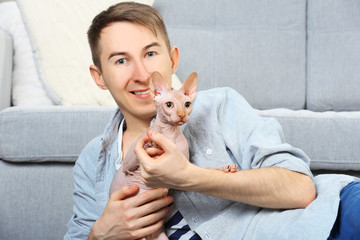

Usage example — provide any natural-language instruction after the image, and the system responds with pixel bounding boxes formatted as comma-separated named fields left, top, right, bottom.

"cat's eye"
left=185, top=102, right=191, bottom=108
left=166, top=102, right=174, bottom=108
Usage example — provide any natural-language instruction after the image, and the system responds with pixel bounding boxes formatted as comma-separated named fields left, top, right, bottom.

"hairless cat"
left=109, top=72, right=237, bottom=239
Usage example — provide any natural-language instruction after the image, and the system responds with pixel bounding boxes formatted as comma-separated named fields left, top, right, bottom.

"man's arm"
left=180, top=165, right=315, bottom=209
left=64, top=137, right=173, bottom=240
left=64, top=137, right=105, bottom=240
left=135, top=130, right=316, bottom=209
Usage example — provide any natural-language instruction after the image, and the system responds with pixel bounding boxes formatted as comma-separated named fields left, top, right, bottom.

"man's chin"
left=140, top=108, right=157, bottom=119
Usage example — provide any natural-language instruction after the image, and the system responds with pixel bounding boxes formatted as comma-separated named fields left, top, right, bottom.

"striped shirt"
left=165, top=204, right=201, bottom=239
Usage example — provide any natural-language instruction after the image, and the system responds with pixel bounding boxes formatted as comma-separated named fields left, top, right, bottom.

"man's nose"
left=133, top=60, right=150, bottom=83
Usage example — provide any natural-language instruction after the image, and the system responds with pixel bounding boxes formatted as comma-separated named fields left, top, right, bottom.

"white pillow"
left=0, top=2, right=54, bottom=106
left=16, top=0, right=166, bottom=106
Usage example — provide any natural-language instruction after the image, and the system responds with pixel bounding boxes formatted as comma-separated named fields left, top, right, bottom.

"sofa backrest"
left=306, top=0, right=360, bottom=111
left=154, top=0, right=307, bottom=110
left=154, top=0, right=360, bottom=112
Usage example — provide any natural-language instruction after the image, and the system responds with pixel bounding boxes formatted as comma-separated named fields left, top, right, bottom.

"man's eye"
left=116, top=59, right=127, bottom=64
left=147, top=51, right=156, bottom=57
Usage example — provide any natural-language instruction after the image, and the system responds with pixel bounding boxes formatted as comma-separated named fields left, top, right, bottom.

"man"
left=64, top=2, right=358, bottom=239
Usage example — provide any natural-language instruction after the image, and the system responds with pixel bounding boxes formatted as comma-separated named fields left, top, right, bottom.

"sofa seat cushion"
left=0, top=160, right=73, bottom=239
left=0, top=106, right=116, bottom=162
left=258, top=108, right=360, bottom=171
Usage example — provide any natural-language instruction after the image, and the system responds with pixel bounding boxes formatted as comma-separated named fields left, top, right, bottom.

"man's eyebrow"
left=144, top=42, right=161, bottom=50
left=107, top=42, right=161, bottom=61
left=108, top=51, right=126, bottom=61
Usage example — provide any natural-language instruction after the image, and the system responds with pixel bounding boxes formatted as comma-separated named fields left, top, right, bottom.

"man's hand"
left=134, top=129, right=194, bottom=190
left=88, top=185, right=173, bottom=240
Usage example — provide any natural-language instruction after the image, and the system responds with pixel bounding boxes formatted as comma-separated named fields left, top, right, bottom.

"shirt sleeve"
left=218, top=88, right=313, bottom=177
left=64, top=136, right=103, bottom=240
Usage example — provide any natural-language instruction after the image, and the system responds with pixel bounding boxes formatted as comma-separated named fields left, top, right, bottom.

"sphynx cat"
left=109, top=72, right=237, bottom=239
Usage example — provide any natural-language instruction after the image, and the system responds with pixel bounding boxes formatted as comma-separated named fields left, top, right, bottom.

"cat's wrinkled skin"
left=109, top=72, right=237, bottom=239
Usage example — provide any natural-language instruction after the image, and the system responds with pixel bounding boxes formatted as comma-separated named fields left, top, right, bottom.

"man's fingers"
left=136, top=193, right=173, bottom=218
left=130, top=218, right=166, bottom=239
left=132, top=204, right=170, bottom=229
left=109, top=185, right=139, bottom=201
left=130, top=188, right=171, bottom=207
left=145, top=147, right=165, bottom=157
left=134, top=136, right=152, bottom=160
left=134, top=130, right=175, bottom=161
left=146, top=129, right=175, bottom=152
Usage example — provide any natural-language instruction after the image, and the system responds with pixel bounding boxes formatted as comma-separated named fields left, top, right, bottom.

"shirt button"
left=206, top=148, right=212, bottom=155
left=192, top=218, right=197, bottom=224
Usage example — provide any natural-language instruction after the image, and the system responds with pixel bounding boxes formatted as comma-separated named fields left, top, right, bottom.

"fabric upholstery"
left=0, top=106, right=116, bottom=162
left=259, top=109, right=360, bottom=171
left=0, top=160, right=73, bottom=240
left=16, top=0, right=153, bottom=106
left=307, top=0, right=360, bottom=111
left=0, top=28, right=12, bottom=110
left=0, top=2, right=54, bottom=106
left=154, top=0, right=307, bottom=110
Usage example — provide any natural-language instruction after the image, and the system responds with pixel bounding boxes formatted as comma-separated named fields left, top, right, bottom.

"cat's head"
left=149, top=72, right=198, bottom=125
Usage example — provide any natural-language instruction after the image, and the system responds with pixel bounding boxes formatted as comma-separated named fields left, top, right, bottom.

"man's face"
left=93, top=22, right=178, bottom=121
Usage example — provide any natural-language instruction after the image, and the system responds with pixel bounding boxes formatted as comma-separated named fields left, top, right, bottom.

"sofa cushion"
left=307, top=0, right=360, bottom=111
left=0, top=2, right=54, bottom=106
left=0, top=106, right=116, bottom=162
left=154, top=0, right=307, bottom=110
left=0, top=28, right=12, bottom=110
left=16, top=0, right=153, bottom=106
left=258, top=109, right=360, bottom=171
left=0, top=160, right=73, bottom=239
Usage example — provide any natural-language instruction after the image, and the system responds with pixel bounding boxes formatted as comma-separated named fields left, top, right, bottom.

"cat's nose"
left=177, top=110, right=185, bottom=118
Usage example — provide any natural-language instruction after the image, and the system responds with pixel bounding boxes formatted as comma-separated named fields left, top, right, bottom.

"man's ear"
left=90, top=64, right=108, bottom=90
left=170, top=46, right=180, bottom=74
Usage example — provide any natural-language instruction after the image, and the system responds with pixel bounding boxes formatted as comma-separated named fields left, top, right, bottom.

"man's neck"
left=122, top=113, right=153, bottom=136
left=120, top=113, right=153, bottom=158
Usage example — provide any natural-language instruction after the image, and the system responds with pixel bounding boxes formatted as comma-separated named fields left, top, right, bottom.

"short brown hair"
left=87, top=2, right=171, bottom=71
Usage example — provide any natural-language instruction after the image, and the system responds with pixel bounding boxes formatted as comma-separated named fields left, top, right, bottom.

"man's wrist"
left=88, top=220, right=103, bottom=240
left=177, top=164, right=207, bottom=192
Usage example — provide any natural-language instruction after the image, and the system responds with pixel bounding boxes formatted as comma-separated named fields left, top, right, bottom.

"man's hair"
left=87, top=2, right=171, bottom=71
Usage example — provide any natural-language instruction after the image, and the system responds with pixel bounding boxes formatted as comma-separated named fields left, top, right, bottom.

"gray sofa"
left=1, top=0, right=360, bottom=239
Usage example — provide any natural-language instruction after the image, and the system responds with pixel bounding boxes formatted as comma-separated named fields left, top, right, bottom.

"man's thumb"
left=146, top=129, right=173, bottom=151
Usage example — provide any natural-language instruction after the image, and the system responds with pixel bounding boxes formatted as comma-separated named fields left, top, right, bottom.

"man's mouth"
left=130, top=89, right=151, bottom=99
left=132, top=90, right=150, bottom=95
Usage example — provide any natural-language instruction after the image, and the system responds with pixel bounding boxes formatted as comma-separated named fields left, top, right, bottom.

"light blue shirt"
left=64, top=87, right=358, bottom=240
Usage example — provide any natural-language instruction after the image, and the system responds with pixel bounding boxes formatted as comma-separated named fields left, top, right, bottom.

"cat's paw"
left=144, top=140, right=162, bottom=149
left=144, top=140, right=154, bottom=149
left=218, top=164, right=238, bottom=173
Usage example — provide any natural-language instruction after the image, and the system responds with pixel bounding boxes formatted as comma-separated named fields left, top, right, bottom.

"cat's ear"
left=181, top=72, right=198, bottom=101
left=149, top=72, right=170, bottom=97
